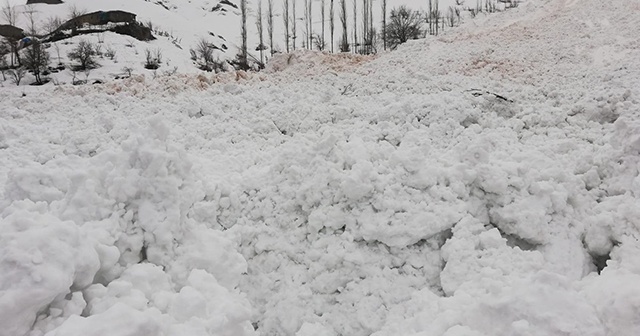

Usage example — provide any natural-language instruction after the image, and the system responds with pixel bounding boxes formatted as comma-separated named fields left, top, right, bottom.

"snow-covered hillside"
left=1, top=0, right=243, bottom=83
left=1, top=0, right=640, bottom=335
left=1, top=0, right=470, bottom=85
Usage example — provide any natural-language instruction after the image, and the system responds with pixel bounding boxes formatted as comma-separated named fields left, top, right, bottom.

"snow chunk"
left=46, top=303, right=162, bottom=336
left=0, top=201, right=99, bottom=336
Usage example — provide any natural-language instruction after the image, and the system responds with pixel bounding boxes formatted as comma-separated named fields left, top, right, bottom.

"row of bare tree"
left=243, top=0, right=391, bottom=66
left=239, top=0, right=519, bottom=66
left=240, top=0, right=504, bottom=66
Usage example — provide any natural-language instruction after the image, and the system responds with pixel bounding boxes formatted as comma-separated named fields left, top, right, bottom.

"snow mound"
left=0, top=120, right=254, bottom=336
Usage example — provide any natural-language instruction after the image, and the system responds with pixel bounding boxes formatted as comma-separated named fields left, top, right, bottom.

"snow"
left=1, top=0, right=640, bottom=335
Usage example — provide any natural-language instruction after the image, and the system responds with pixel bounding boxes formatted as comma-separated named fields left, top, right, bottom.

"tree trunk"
left=240, top=0, right=248, bottom=68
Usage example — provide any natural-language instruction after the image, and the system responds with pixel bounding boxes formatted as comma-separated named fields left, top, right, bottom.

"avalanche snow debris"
left=1, top=0, right=640, bottom=335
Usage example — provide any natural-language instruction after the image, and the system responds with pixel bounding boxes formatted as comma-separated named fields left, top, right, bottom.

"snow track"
left=1, top=0, right=640, bottom=335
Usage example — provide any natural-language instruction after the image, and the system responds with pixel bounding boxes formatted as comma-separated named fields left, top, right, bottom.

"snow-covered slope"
left=1, top=0, right=640, bottom=335
left=2, top=0, right=241, bottom=83
left=2, top=0, right=467, bottom=85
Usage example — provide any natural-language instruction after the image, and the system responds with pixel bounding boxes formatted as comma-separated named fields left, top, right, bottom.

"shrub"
left=121, top=66, right=133, bottom=77
left=144, top=48, right=162, bottom=70
left=191, top=38, right=225, bottom=72
left=385, top=6, right=423, bottom=50
left=104, top=46, right=116, bottom=60
left=339, top=37, right=350, bottom=52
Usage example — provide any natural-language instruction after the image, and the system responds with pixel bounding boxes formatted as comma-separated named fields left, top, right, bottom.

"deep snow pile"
left=0, top=119, right=254, bottom=336
left=1, top=0, right=640, bottom=335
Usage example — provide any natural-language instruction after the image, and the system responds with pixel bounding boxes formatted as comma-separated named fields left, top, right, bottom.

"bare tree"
left=268, top=0, right=275, bottom=55
left=0, top=63, right=6, bottom=81
left=23, top=40, right=49, bottom=84
left=83, top=68, right=91, bottom=83
left=2, top=1, right=18, bottom=66
left=239, top=0, right=249, bottom=69
left=339, top=0, right=348, bottom=52
left=292, top=0, right=297, bottom=50
left=0, top=42, right=8, bottom=81
left=361, top=0, right=374, bottom=54
left=3, top=37, right=19, bottom=67
left=447, top=6, right=455, bottom=27
left=485, top=0, right=497, bottom=13
left=352, top=0, right=357, bottom=53
left=0, top=38, right=6, bottom=53
left=256, top=0, right=265, bottom=63
left=427, top=0, right=442, bottom=35
left=428, top=0, right=433, bottom=35
left=68, top=40, right=98, bottom=70
left=362, top=0, right=367, bottom=53
left=304, top=0, right=312, bottom=49
left=369, top=0, right=375, bottom=52
left=67, top=4, right=87, bottom=20
left=1, top=0, right=16, bottom=25
left=44, top=16, right=63, bottom=34
left=53, top=42, right=62, bottom=65
left=329, top=0, right=335, bottom=52
left=8, top=68, right=25, bottom=85
left=283, top=0, right=290, bottom=52
left=381, top=0, right=387, bottom=50
left=433, top=0, right=440, bottom=35
left=303, top=0, right=309, bottom=48
left=308, top=0, right=313, bottom=49
left=320, top=0, right=325, bottom=50
left=361, top=1, right=366, bottom=53
left=385, top=6, right=423, bottom=49
left=368, top=0, right=373, bottom=45
left=23, top=5, right=38, bottom=36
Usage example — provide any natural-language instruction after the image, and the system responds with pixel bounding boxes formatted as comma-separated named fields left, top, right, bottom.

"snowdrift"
left=1, top=0, right=640, bottom=335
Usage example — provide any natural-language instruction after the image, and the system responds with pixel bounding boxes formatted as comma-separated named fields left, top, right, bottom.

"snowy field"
left=1, top=0, right=640, bottom=335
